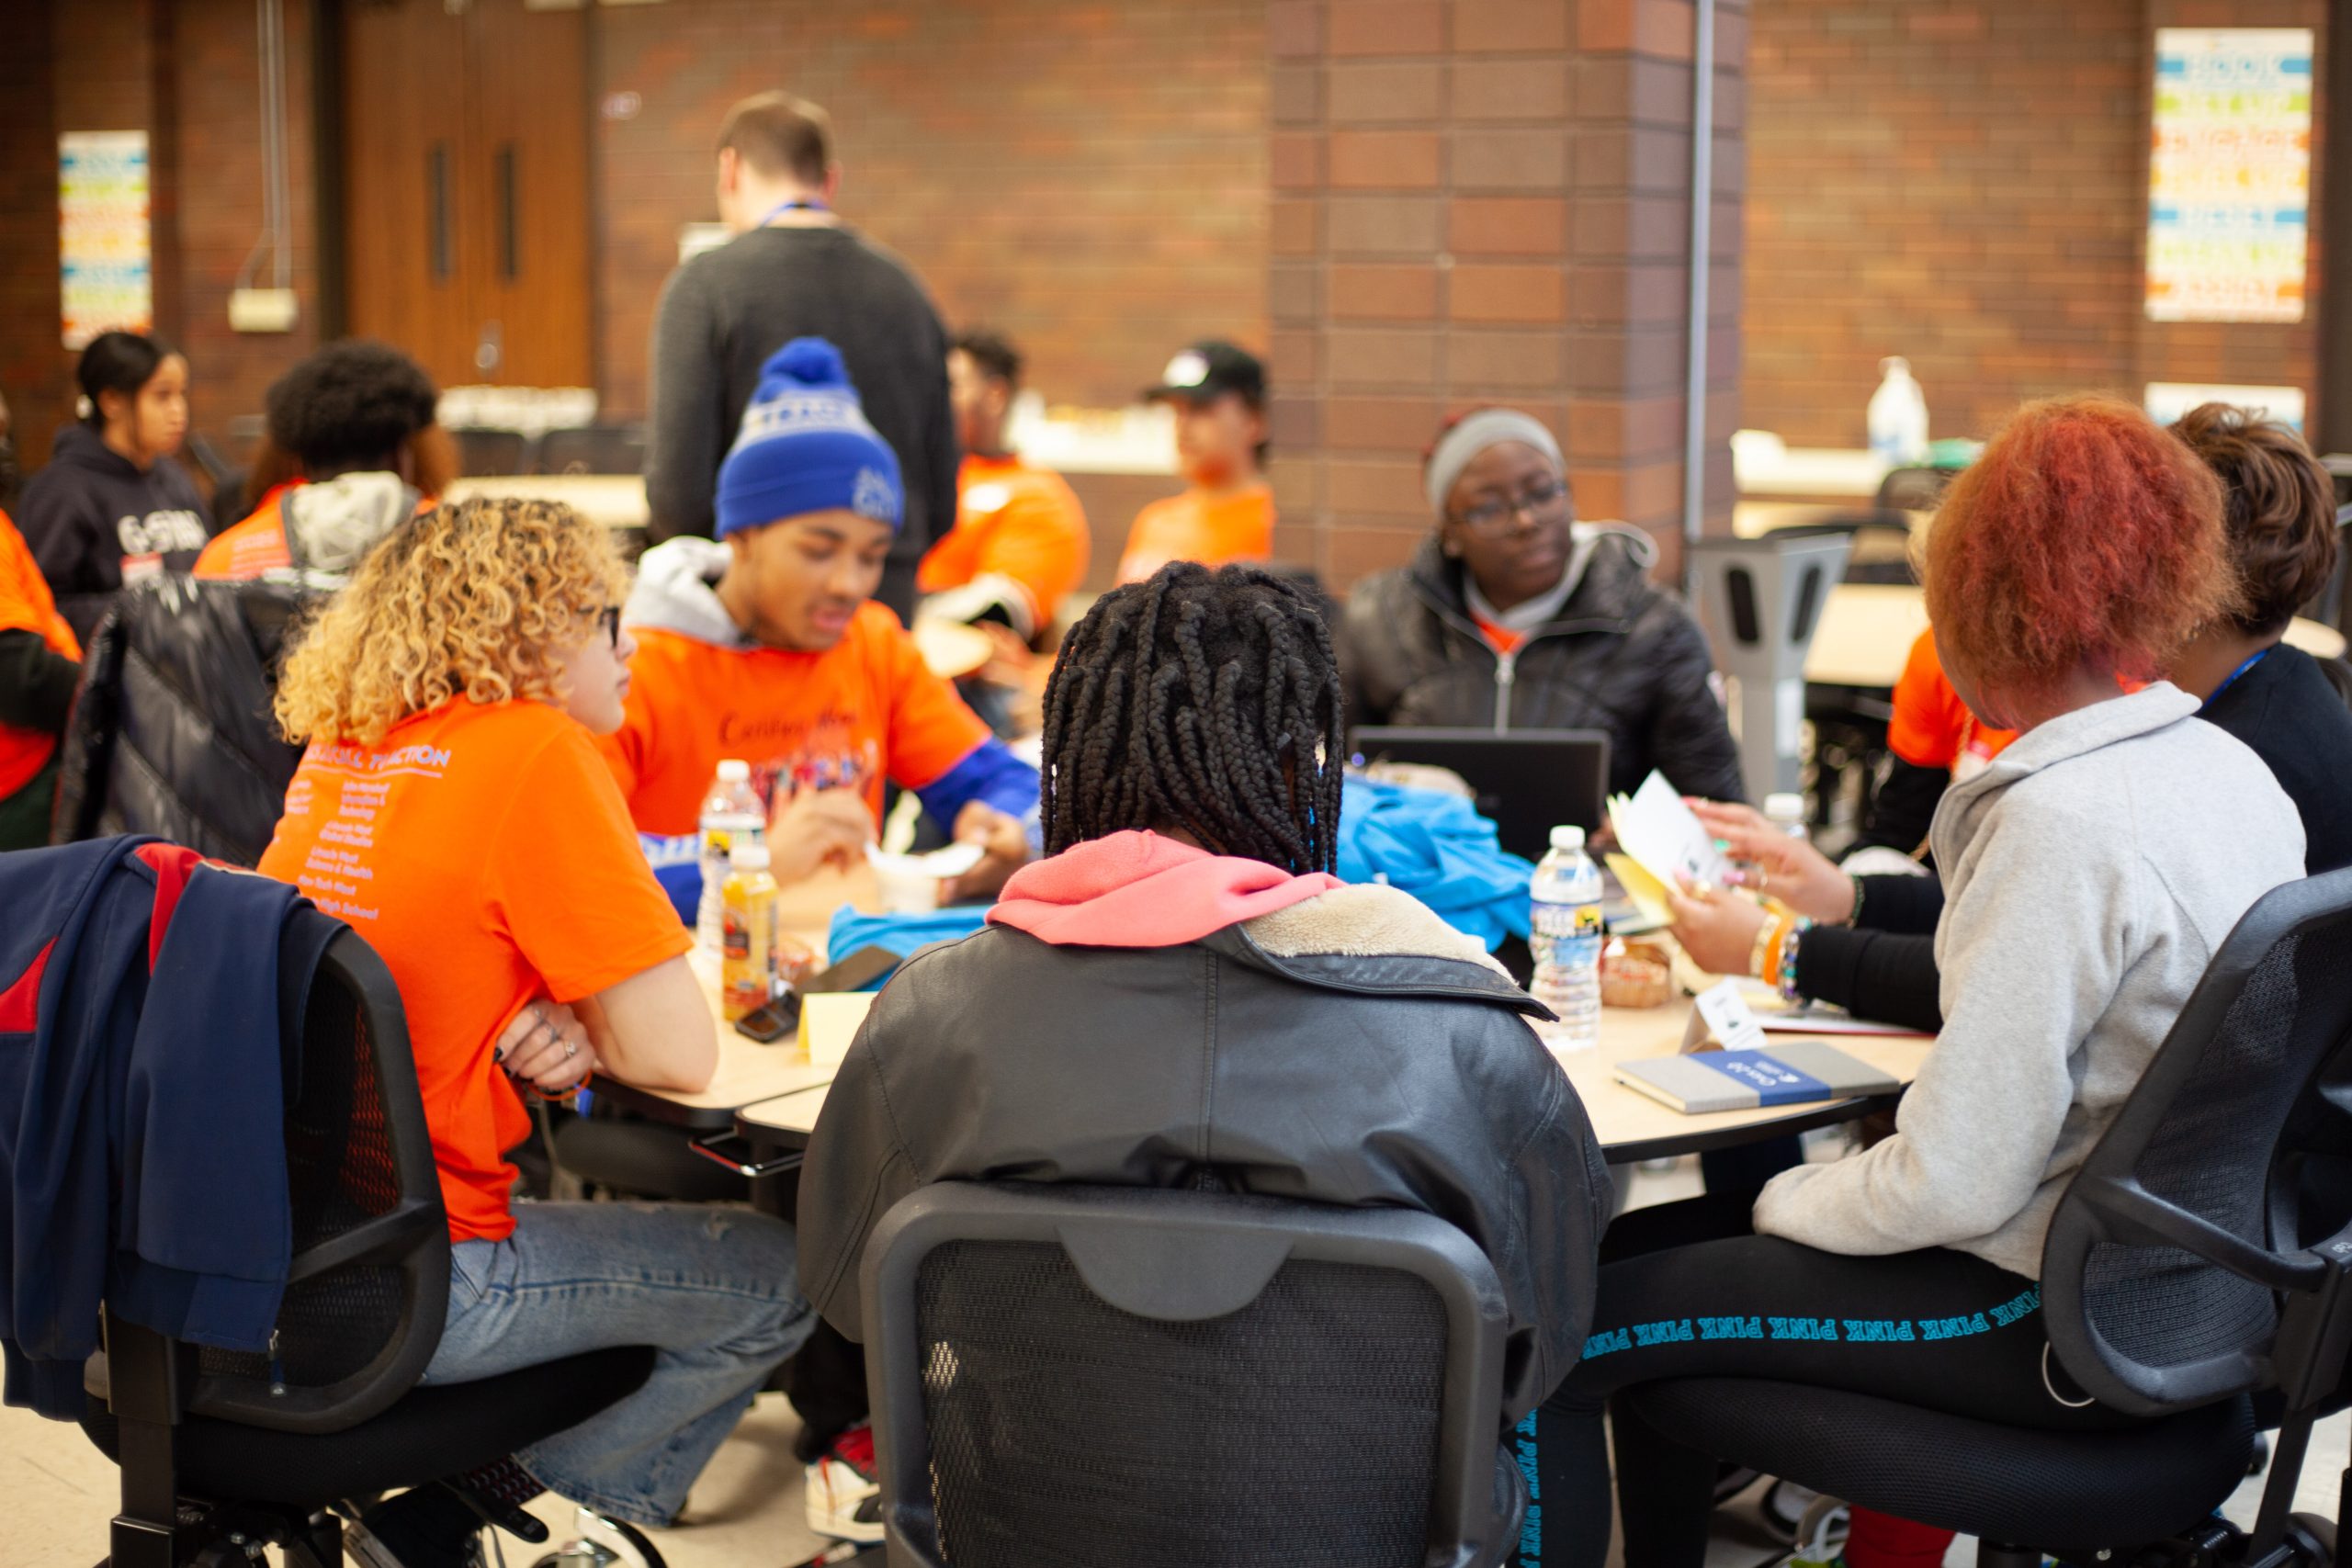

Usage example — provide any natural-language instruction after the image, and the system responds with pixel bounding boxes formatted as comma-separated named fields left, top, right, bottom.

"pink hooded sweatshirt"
left=986, top=830, right=1344, bottom=948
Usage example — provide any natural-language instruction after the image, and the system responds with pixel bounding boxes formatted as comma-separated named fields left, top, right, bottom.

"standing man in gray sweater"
left=644, top=92, right=956, bottom=623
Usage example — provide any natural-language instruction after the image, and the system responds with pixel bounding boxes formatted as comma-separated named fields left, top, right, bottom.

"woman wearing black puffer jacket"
left=1340, top=407, right=1746, bottom=805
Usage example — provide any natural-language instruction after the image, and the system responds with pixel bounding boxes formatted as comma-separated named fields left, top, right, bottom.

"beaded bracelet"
left=1748, top=911, right=1785, bottom=981
left=1847, top=875, right=1866, bottom=928
left=1775, top=918, right=1814, bottom=1001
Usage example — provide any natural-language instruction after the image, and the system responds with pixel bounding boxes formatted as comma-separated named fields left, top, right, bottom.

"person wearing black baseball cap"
left=1114, top=340, right=1275, bottom=582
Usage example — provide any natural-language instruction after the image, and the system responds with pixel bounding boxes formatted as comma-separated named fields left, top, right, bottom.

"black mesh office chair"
left=1619, top=869, right=2352, bottom=1567
left=536, top=423, right=648, bottom=476
left=77, top=918, right=665, bottom=1568
left=454, top=427, right=533, bottom=477
left=858, top=1181, right=1516, bottom=1568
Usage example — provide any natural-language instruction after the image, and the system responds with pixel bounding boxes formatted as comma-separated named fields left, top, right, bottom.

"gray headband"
left=1424, top=410, right=1564, bottom=516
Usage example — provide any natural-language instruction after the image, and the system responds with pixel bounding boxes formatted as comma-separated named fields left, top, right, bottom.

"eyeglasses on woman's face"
left=1451, top=476, right=1570, bottom=532
left=598, top=606, right=622, bottom=649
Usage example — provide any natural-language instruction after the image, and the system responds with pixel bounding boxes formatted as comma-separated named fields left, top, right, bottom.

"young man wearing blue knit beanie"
left=598, top=338, right=1037, bottom=908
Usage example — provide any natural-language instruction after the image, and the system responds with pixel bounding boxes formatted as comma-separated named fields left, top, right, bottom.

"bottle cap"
left=1765, top=792, right=1804, bottom=819
left=1548, top=824, right=1586, bottom=852
left=729, top=841, right=771, bottom=871
left=717, top=759, right=751, bottom=783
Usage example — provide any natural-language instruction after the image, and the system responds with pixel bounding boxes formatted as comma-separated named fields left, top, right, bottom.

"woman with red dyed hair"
left=1516, top=398, right=2307, bottom=1568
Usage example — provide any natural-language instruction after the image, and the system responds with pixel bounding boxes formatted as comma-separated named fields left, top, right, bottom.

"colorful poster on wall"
left=59, top=130, right=153, bottom=350
left=2146, top=28, right=2312, bottom=324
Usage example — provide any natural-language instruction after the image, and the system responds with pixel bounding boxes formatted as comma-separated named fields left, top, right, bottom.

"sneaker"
left=805, top=1421, right=884, bottom=1543
left=1760, top=1478, right=1841, bottom=1545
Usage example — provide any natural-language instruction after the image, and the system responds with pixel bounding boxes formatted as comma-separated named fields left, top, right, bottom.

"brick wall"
left=591, top=0, right=1269, bottom=579
left=0, top=0, right=62, bottom=470
left=592, top=0, right=1269, bottom=431
left=169, top=0, right=322, bottom=458
left=1268, top=0, right=1748, bottom=586
left=1744, top=0, right=2328, bottom=451
left=0, top=0, right=321, bottom=477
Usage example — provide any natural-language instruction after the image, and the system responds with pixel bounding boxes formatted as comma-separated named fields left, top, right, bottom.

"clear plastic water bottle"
left=1531, top=824, right=1605, bottom=1049
left=1764, top=792, right=1808, bottom=840
left=696, top=759, right=764, bottom=955
left=1867, top=355, right=1930, bottom=467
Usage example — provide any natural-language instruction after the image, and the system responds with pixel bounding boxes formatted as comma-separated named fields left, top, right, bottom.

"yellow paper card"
left=1605, top=852, right=1672, bottom=927
left=798, top=991, right=878, bottom=1069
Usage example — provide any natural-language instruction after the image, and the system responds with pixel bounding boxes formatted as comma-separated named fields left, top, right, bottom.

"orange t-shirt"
left=1114, top=481, right=1276, bottom=584
left=919, top=455, right=1091, bottom=632
left=257, top=699, right=690, bottom=1242
left=191, top=484, right=301, bottom=581
left=0, top=510, right=82, bottom=799
left=597, top=602, right=994, bottom=837
left=1887, top=628, right=2018, bottom=781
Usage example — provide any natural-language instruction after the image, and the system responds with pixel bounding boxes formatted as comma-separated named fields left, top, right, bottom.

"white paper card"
left=1607, top=771, right=1729, bottom=894
left=1690, top=979, right=1768, bottom=1054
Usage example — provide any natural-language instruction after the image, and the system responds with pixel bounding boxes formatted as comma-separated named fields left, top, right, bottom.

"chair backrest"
left=454, top=427, right=532, bottom=477
left=1759, top=513, right=1917, bottom=585
left=184, top=920, right=449, bottom=1432
left=2043, top=869, right=2352, bottom=1417
left=535, top=423, right=646, bottom=476
left=1874, top=465, right=1950, bottom=512
left=860, top=1182, right=1510, bottom=1568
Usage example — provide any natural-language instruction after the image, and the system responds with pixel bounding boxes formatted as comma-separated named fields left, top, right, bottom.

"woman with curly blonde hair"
left=259, top=496, right=813, bottom=1559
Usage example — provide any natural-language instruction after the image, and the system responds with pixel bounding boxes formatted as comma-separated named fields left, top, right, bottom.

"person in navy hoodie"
left=17, top=332, right=210, bottom=644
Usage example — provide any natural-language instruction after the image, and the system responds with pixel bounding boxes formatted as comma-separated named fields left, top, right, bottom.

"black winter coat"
left=18, top=426, right=213, bottom=646
left=1340, top=532, right=1747, bottom=803
left=797, top=896, right=1611, bottom=1533
left=51, top=575, right=307, bottom=866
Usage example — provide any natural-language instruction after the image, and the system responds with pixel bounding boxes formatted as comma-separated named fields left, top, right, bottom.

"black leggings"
left=1521, top=1190, right=2136, bottom=1568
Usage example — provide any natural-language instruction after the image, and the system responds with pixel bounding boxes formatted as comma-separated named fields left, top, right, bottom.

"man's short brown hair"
left=2169, top=402, right=2340, bottom=637
left=717, top=91, right=832, bottom=186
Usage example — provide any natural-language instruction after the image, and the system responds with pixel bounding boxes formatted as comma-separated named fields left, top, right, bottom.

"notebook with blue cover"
left=1614, top=1042, right=1904, bottom=1114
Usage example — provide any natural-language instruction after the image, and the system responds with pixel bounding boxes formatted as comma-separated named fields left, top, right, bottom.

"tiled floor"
left=8, top=1161, right=2346, bottom=1567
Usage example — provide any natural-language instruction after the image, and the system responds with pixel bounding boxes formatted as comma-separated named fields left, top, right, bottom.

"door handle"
left=427, top=142, right=452, bottom=281
left=495, top=142, right=518, bottom=280
left=475, top=320, right=503, bottom=374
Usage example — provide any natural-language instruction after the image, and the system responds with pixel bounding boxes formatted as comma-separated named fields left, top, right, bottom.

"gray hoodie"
left=1753, top=683, right=2305, bottom=1277
left=274, top=471, right=418, bottom=584
left=623, top=536, right=754, bottom=649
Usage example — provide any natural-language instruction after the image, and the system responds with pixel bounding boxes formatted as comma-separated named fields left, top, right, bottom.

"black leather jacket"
left=798, top=913, right=1612, bottom=1439
left=51, top=576, right=307, bottom=865
left=1341, top=532, right=1747, bottom=803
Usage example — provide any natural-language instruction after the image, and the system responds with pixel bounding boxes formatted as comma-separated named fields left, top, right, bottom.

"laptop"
left=1349, top=728, right=1611, bottom=861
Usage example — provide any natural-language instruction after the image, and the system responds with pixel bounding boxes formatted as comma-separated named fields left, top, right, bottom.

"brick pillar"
left=1267, top=0, right=1747, bottom=588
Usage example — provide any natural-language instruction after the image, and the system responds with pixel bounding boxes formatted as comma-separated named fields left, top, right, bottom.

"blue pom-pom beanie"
left=715, top=338, right=904, bottom=537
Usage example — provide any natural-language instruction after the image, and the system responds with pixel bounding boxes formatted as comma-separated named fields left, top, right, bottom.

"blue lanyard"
left=2201, top=647, right=2271, bottom=711
left=755, top=197, right=829, bottom=227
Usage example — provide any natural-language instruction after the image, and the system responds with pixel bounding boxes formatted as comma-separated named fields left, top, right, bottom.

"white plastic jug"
left=1868, top=356, right=1929, bottom=467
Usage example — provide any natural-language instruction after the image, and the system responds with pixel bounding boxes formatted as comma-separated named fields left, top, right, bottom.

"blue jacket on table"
left=0, top=836, right=336, bottom=1417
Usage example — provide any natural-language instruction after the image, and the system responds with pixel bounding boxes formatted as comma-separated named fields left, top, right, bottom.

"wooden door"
left=340, top=0, right=591, bottom=389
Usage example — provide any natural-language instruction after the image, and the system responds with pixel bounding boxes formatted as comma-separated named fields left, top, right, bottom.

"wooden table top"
left=594, top=864, right=879, bottom=1127
left=735, top=995, right=1935, bottom=1162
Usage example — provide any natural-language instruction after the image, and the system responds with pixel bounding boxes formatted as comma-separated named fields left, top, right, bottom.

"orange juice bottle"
left=720, top=841, right=779, bottom=1021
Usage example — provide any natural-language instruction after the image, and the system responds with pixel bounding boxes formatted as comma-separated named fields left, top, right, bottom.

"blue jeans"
left=424, top=1201, right=817, bottom=1527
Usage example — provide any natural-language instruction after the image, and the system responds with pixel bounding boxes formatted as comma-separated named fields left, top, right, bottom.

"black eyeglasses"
left=1451, top=477, right=1570, bottom=532
left=598, top=606, right=621, bottom=649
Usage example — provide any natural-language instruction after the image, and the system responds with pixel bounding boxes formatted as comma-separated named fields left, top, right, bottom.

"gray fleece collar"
left=624, top=537, right=757, bottom=649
